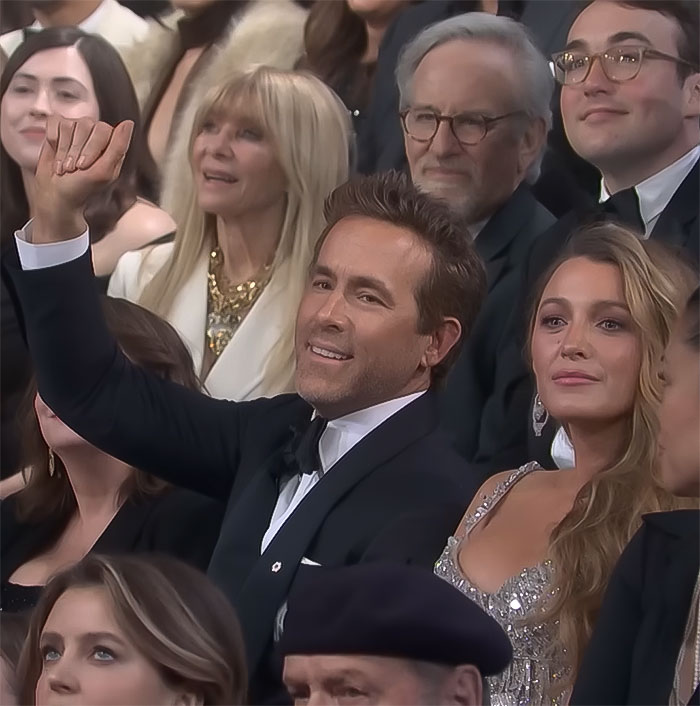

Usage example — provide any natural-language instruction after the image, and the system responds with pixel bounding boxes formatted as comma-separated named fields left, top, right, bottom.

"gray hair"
left=396, top=12, right=554, bottom=183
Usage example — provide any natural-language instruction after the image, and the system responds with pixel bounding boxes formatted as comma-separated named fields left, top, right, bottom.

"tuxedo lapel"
left=651, top=162, right=699, bottom=255
left=206, top=447, right=290, bottom=600
left=235, top=391, right=440, bottom=672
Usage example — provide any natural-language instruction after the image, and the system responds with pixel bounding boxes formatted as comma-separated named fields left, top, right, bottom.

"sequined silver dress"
left=434, top=462, right=570, bottom=706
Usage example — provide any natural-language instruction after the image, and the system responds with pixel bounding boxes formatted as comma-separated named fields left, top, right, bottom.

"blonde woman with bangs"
left=109, top=66, right=352, bottom=400
left=433, top=223, right=697, bottom=705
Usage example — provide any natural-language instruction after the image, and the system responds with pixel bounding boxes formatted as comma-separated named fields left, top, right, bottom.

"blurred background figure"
left=572, top=285, right=700, bottom=705
left=109, top=67, right=352, bottom=400
left=281, top=563, right=512, bottom=706
left=299, top=0, right=411, bottom=137
left=0, top=27, right=175, bottom=478
left=16, top=554, right=248, bottom=705
left=1, top=298, right=224, bottom=613
left=121, top=0, right=306, bottom=185
left=0, top=0, right=148, bottom=57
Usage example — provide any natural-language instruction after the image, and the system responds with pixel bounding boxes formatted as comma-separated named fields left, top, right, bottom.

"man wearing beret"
left=280, top=563, right=512, bottom=705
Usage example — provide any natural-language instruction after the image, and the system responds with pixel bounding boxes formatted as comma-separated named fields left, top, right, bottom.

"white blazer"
left=108, top=243, right=295, bottom=401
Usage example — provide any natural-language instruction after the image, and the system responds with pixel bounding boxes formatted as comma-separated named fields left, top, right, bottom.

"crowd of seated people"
left=0, top=1, right=698, bottom=704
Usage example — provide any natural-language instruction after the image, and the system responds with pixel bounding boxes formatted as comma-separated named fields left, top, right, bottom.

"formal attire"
left=108, top=244, right=295, bottom=399
left=0, top=0, right=148, bottom=57
left=435, top=462, right=570, bottom=705
left=439, top=185, right=554, bottom=469
left=571, top=510, right=700, bottom=705
left=0, top=487, right=225, bottom=613
left=5, top=232, right=481, bottom=698
left=489, top=151, right=700, bottom=471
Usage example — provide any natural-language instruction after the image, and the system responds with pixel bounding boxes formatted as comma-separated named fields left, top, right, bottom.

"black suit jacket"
left=4, top=249, right=480, bottom=694
left=492, top=162, right=700, bottom=470
left=571, top=510, right=700, bottom=705
left=439, top=185, right=554, bottom=470
left=1, top=488, right=224, bottom=592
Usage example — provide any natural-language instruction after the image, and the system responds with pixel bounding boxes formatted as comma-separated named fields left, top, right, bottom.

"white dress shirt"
left=551, top=426, right=575, bottom=469
left=261, top=391, right=425, bottom=553
left=599, top=145, right=700, bottom=237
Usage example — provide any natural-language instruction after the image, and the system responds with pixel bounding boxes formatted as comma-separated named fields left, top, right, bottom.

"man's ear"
left=517, top=116, right=547, bottom=180
left=442, top=665, right=483, bottom=706
left=682, top=71, right=700, bottom=119
left=420, top=317, right=462, bottom=371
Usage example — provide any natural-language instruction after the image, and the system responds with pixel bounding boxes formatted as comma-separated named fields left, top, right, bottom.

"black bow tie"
left=599, top=187, right=645, bottom=234
left=275, top=417, right=328, bottom=483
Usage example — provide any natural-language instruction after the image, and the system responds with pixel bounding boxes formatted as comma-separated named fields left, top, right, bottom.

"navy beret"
left=279, top=562, right=512, bottom=676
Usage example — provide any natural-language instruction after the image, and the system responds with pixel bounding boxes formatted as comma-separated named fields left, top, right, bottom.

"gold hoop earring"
left=48, top=449, right=55, bottom=477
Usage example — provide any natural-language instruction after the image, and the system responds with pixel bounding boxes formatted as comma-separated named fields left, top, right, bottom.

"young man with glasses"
left=395, top=12, right=556, bottom=470
left=495, top=0, right=700, bottom=472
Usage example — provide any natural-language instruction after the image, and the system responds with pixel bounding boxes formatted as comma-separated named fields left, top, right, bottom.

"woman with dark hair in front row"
left=16, top=554, right=248, bottom=705
left=571, top=287, right=700, bottom=705
left=0, top=298, right=224, bottom=614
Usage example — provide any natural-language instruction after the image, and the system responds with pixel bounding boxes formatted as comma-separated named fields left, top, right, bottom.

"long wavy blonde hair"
left=139, top=66, right=352, bottom=394
left=528, top=224, right=698, bottom=685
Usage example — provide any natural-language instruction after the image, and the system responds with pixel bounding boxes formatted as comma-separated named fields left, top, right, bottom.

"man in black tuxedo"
left=4, top=125, right=487, bottom=700
left=395, top=13, right=556, bottom=467
left=486, top=0, right=700, bottom=470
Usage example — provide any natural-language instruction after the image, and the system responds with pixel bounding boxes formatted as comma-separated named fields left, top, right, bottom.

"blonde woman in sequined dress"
left=434, top=225, right=695, bottom=705
left=109, top=66, right=352, bottom=401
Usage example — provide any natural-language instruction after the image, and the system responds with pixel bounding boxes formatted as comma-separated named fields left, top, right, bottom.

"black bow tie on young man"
left=598, top=187, right=645, bottom=234
left=274, top=416, right=329, bottom=483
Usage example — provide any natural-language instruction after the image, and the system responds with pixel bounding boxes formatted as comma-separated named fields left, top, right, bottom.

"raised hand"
left=31, top=116, right=134, bottom=244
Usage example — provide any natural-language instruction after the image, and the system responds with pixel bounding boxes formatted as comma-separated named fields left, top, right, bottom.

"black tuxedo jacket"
left=571, top=510, right=700, bottom=705
left=489, top=162, right=700, bottom=470
left=4, top=249, right=481, bottom=693
left=439, top=185, right=554, bottom=471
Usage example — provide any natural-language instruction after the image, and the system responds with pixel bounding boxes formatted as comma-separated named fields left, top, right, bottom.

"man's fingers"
left=46, top=115, right=60, bottom=151
left=83, top=120, right=134, bottom=182
left=73, top=121, right=113, bottom=172
left=54, top=119, right=76, bottom=175
left=63, top=118, right=99, bottom=173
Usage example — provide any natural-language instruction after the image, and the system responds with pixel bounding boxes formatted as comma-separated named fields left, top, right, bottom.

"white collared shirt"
left=599, top=145, right=700, bottom=237
left=260, top=391, right=425, bottom=553
left=551, top=426, right=575, bottom=469
left=27, top=0, right=110, bottom=34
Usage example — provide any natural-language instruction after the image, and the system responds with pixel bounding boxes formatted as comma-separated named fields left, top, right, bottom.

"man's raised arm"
left=5, top=116, right=248, bottom=500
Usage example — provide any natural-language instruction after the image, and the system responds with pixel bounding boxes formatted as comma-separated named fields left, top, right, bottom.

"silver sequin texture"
left=434, top=462, right=570, bottom=706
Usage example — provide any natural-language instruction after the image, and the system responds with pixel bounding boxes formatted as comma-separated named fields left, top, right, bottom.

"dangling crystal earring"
left=532, top=393, right=549, bottom=437
left=48, top=449, right=55, bottom=477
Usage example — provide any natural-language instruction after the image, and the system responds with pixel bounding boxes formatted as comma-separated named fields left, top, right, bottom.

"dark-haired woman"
left=571, top=287, right=700, bottom=705
left=299, top=0, right=410, bottom=134
left=0, top=27, right=175, bottom=476
left=0, top=27, right=176, bottom=279
left=0, top=298, right=224, bottom=614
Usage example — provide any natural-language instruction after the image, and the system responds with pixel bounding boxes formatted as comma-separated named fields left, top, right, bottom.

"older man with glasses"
left=491, top=0, right=700, bottom=474
left=394, top=12, right=556, bottom=473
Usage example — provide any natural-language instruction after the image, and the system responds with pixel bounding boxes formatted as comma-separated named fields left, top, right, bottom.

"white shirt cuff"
left=15, top=219, right=90, bottom=270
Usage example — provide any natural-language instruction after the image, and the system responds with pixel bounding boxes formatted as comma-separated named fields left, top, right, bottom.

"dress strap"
left=457, top=461, right=541, bottom=539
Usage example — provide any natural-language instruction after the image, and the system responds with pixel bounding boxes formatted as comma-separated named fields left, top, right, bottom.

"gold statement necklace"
left=206, top=246, right=272, bottom=358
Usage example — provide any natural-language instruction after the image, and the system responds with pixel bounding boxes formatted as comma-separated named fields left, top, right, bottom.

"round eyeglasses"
left=400, top=109, right=525, bottom=146
left=551, top=44, right=697, bottom=85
